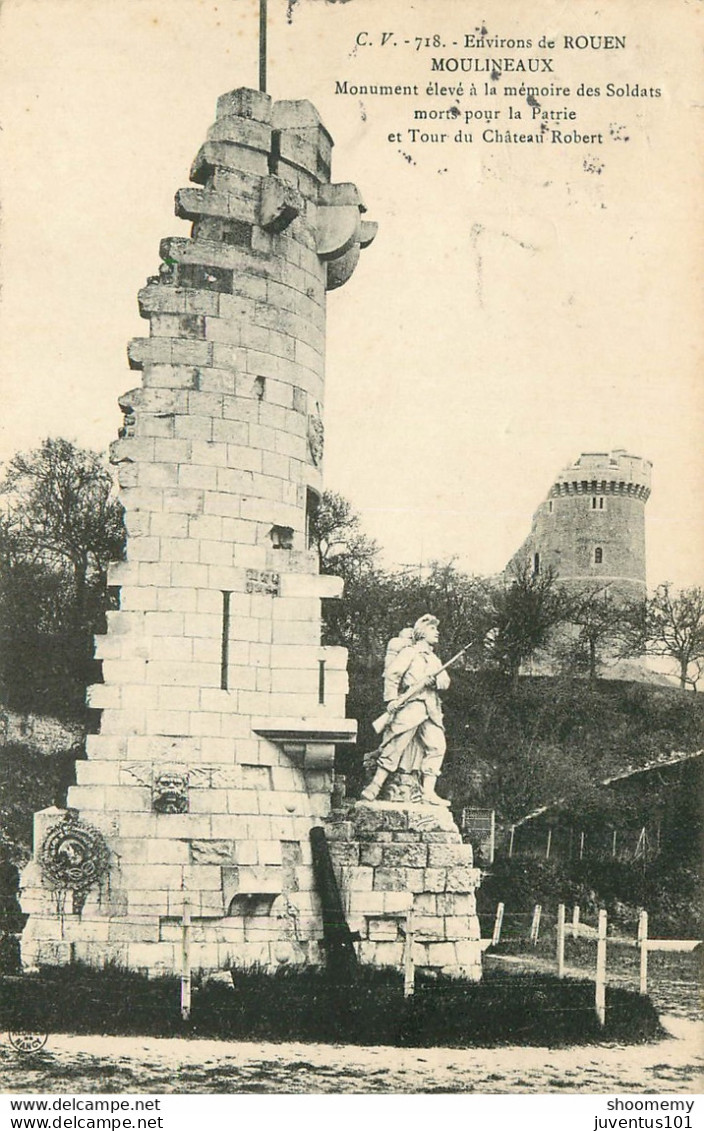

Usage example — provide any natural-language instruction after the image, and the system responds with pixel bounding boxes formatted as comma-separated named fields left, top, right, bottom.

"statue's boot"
left=360, top=767, right=389, bottom=801
left=422, top=773, right=450, bottom=807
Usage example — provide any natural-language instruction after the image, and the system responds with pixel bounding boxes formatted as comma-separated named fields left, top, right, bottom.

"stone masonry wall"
left=325, top=802, right=483, bottom=979
left=20, top=88, right=376, bottom=975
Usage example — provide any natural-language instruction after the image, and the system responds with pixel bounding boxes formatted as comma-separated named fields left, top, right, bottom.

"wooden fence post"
left=403, top=909, right=415, bottom=998
left=638, top=909, right=649, bottom=995
left=595, top=908, right=607, bottom=1026
left=556, top=903, right=566, bottom=978
left=508, top=826, right=515, bottom=858
left=529, top=904, right=542, bottom=945
left=571, top=904, right=580, bottom=938
left=492, top=901, right=505, bottom=946
left=181, top=896, right=192, bottom=1022
left=545, top=829, right=552, bottom=860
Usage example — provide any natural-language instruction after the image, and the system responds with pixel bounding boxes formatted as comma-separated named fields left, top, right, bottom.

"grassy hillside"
left=342, top=667, right=704, bottom=817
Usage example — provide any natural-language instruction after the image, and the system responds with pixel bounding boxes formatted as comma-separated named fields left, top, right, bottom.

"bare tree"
left=641, top=583, right=704, bottom=690
left=488, top=563, right=571, bottom=688
left=560, top=585, right=635, bottom=685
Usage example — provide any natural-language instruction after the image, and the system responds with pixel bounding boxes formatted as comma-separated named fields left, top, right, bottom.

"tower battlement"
left=549, top=450, right=652, bottom=502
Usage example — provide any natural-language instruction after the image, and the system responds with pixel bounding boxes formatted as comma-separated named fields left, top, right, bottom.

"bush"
left=1, top=963, right=663, bottom=1048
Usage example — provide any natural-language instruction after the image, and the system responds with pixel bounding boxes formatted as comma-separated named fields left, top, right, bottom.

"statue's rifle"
left=371, top=640, right=474, bottom=735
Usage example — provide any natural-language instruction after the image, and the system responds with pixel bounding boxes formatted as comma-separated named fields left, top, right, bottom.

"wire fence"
left=481, top=901, right=673, bottom=1024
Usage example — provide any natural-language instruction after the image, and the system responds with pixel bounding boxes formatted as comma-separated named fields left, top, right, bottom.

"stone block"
left=444, top=866, right=482, bottom=893
left=327, top=841, right=359, bottom=867
left=153, top=814, right=211, bottom=838
left=438, top=893, right=475, bottom=917
left=380, top=843, right=428, bottom=869
left=127, top=942, right=177, bottom=972
left=102, top=786, right=152, bottom=812
left=351, top=804, right=408, bottom=835
left=324, top=821, right=354, bottom=841
left=75, top=761, right=121, bottom=786
left=367, top=918, right=399, bottom=943
left=349, top=891, right=385, bottom=915
left=120, top=863, right=183, bottom=890
left=420, top=830, right=463, bottom=844
left=413, top=893, right=438, bottom=915
left=413, top=916, right=445, bottom=941
left=424, top=942, right=457, bottom=968
left=381, top=891, right=413, bottom=913
left=405, top=869, right=426, bottom=893
left=427, top=843, right=472, bottom=868
left=183, top=865, right=224, bottom=891
left=213, top=87, right=273, bottom=124
left=145, top=840, right=191, bottom=865
left=443, top=916, right=476, bottom=940
left=346, top=867, right=373, bottom=892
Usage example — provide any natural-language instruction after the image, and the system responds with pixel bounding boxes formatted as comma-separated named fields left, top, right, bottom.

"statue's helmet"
left=413, top=614, right=439, bottom=640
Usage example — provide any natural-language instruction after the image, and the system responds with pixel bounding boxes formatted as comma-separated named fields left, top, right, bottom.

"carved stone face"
left=152, top=769, right=189, bottom=814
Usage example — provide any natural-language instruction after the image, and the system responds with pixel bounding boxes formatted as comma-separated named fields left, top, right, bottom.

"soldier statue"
left=361, top=614, right=451, bottom=807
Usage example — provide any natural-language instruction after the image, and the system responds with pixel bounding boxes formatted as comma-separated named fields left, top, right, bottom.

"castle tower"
left=20, top=88, right=376, bottom=974
left=508, top=450, right=652, bottom=600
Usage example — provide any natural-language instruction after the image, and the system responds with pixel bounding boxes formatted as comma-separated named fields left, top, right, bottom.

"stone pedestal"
left=325, top=801, right=483, bottom=980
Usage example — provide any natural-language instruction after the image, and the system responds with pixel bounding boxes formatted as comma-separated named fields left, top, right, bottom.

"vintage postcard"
left=0, top=0, right=701, bottom=1101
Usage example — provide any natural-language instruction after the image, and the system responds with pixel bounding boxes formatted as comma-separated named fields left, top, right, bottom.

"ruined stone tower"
left=20, top=88, right=376, bottom=974
left=508, top=450, right=652, bottom=600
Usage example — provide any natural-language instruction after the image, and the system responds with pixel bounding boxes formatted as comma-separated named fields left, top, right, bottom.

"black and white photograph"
left=0, top=0, right=702, bottom=1104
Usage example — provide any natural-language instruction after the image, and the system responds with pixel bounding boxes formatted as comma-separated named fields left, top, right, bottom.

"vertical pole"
left=579, top=831, right=585, bottom=860
left=403, top=909, right=415, bottom=998
left=611, top=829, right=617, bottom=858
left=492, top=901, right=504, bottom=946
left=508, top=825, right=515, bottom=858
left=181, top=897, right=192, bottom=1022
left=488, top=810, right=495, bottom=865
left=595, top=908, right=607, bottom=1026
left=556, top=903, right=565, bottom=978
left=259, top=0, right=267, bottom=93
left=571, top=904, right=580, bottom=939
left=546, top=828, right=552, bottom=860
left=638, top=909, right=648, bottom=995
left=530, top=904, right=542, bottom=944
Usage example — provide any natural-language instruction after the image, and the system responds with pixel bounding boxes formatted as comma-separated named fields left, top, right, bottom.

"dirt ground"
left=0, top=1014, right=701, bottom=1094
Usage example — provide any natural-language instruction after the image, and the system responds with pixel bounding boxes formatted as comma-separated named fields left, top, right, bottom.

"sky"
left=0, top=0, right=702, bottom=587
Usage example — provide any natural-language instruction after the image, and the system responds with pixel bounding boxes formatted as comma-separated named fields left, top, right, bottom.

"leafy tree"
left=0, top=438, right=125, bottom=716
left=310, top=490, right=379, bottom=578
left=640, top=583, right=704, bottom=690
left=0, top=438, right=124, bottom=624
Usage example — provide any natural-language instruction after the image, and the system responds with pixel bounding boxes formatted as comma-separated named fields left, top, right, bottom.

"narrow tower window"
left=594, top=547, right=603, bottom=565
left=220, top=590, right=231, bottom=690
left=533, top=552, right=540, bottom=575
left=591, top=496, right=607, bottom=511
left=306, top=488, right=320, bottom=552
